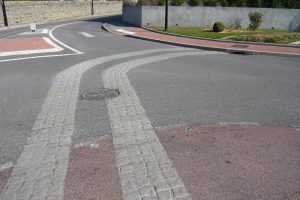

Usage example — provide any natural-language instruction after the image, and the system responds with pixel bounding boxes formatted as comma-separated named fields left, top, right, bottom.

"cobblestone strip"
left=0, top=48, right=189, bottom=200
left=103, top=51, right=225, bottom=200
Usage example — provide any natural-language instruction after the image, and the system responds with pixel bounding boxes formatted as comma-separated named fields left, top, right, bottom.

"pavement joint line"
left=0, top=47, right=196, bottom=200
left=0, top=37, right=63, bottom=57
left=219, top=122, right=260, bottom=126
left=0, top=162, right=14, bottom=172
left=103, top=50, right=226, bottom=200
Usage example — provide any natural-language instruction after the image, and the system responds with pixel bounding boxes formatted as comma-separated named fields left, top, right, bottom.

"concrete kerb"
left=143, top=27, right=300, bottom=49
left=125, top=34, right=300, bottom=58
left=102, top=23, right=300, bottom=57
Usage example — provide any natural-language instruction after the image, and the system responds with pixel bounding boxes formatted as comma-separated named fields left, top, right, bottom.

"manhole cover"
left=231, top=44, right=249, bottom=49
left=80, top=88, right=119, bottom=101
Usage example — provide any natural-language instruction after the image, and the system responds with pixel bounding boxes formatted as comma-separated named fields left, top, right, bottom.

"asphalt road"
left=0, top=15, right=300, bottom=170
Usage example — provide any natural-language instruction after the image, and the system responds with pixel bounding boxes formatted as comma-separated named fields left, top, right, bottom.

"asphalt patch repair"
left=156, top=124, right=300, bottom=200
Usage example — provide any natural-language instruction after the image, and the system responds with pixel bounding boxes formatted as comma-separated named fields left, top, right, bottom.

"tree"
left=0, top=0, right=8, bottom=27
left=246, top=0, right=262, bottom=7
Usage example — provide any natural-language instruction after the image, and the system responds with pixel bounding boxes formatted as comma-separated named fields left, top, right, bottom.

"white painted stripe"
left=116, top=29, right=136, bottom=35
left=0, top=52, right=80, bottom=63
left=49, top=22, right=83, bottom=54
left=0, top=37, right=63, bottom=57
left=19, top=29, right=49, bottom=35
left=79, top=32, right=95, bottom=38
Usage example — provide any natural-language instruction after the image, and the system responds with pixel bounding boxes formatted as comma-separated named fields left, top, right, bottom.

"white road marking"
left=79, top=32, right=95, bottom=38
left=0, top=48, right=192, bottom=200
left=116, top=29, right=136, bottom=35
left=19, top=29, right=49, bottom=35
left=49, top=22, right=83, bottom=54
left=0, top=53, right=80, bottom=63
left=0, top=37, right=63, bottom=57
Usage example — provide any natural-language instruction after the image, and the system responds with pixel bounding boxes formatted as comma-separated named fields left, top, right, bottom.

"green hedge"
left=148, top=0, right=300, bottom=8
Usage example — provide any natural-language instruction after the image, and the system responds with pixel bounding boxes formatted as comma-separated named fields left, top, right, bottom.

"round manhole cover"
left=80, top=88, right=119, bottom=101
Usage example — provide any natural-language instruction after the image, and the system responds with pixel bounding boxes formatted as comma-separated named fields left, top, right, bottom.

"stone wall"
left=123, top=6, right=300, bottom=31
left=0, top=1, right=122, bottom=27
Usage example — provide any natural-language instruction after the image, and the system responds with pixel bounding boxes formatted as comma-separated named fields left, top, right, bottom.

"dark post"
left=1, top=0, right=8, bottom=27
left=164, top=0, right=168, bottom=31
left=91, top=0, right=94, bottom=15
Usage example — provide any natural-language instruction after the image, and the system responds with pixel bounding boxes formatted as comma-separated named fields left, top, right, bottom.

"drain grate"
left=231, top=44, right=249, bottom=49
left=80, top=88, right=119, bottom=101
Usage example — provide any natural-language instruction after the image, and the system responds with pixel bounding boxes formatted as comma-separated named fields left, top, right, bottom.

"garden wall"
left=123, top=6, right=300, bottom=31
left=0, top=1, right=122, bottom=28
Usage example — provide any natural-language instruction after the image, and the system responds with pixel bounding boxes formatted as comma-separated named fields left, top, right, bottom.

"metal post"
left=91, top=0, right=94, bottom=15
left=1, top=0, right=8, bottom=27
left=164, top=0, right=168, bottom=31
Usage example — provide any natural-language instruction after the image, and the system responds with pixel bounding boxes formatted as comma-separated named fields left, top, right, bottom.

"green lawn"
left=147, top=26, right=300, bottom=44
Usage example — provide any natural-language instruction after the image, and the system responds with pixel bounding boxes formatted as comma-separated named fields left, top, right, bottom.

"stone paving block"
left=157, top=189, right=174, bottom=200
left=122, top=181, right=138, bottom=194
left=139, top=185, right=156, bottom=197
left=172, top=186, right=188, bottom=198
left=124, top=191, right=141, bottom=200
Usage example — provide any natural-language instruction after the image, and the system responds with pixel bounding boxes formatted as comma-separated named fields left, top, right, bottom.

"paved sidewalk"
left=111, top=26, right=300, bottom=57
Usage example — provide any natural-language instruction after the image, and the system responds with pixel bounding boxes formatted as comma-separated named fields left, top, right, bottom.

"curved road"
left=0, top=15, right=300, bottom=200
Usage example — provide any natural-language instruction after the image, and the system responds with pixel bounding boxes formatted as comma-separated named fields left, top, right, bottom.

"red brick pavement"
left=0, top=37, right=54, bottom=53
left=156, top=124, right=300, bottom=200
left=128, top=28, right=300, bottom=55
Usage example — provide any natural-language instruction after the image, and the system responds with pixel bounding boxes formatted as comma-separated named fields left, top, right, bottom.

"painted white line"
left=0, top=37, right=63, bottom=57
left=0, top=52, right=81, bottom=63
left=49, top=22, right=83, bottom=54
left=19, top=29, right=49, bottom=35
left=0, top=162, right=14, bottom=172
left=116, top=29, right=136, bottom=35
left=79, top=32, right=95, bottom=38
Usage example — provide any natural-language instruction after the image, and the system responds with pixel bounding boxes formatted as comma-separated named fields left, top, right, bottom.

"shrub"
left=171, top=0, right=184, bottom=6
left=282, top=0, right=297, bottom=8
left=203, top=0, right=216, bottom=6
left=236, top=0, right=246, bottom=7
left=218, top=0, right=228, bottom=6
left=272, top=0, right=282, bottom=8
left=213, top=22, right=225, bottom=32
left=248, top=12, right=263, bottom=31
left=189, top=0, right=201, bottom=6
left=137, top=0, right=145, bottom=5
left=246, top=0, right=262, bottom=7
left=157, top=0, right=165, bottom=5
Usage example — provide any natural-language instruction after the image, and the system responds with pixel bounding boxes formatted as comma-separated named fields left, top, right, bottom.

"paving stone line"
left=103, top=51, right=225, bottom=200
left=0, top=48, right=191, bottom=200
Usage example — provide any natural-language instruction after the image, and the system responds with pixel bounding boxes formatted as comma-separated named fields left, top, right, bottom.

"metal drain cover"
left=231, top=44, right=249, bottom=49
left=80, top=88, right=119, bottom=101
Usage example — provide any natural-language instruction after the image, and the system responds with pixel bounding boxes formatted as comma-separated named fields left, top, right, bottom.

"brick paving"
left=0, top=48, right=195, bottom=200
left=127, top=28, right=300, bottom=56
left=0, top=37, right=54, bottom=52
left=103, top=50, right=224, bottom=200
left=156, top=124, right=300, bottom=200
